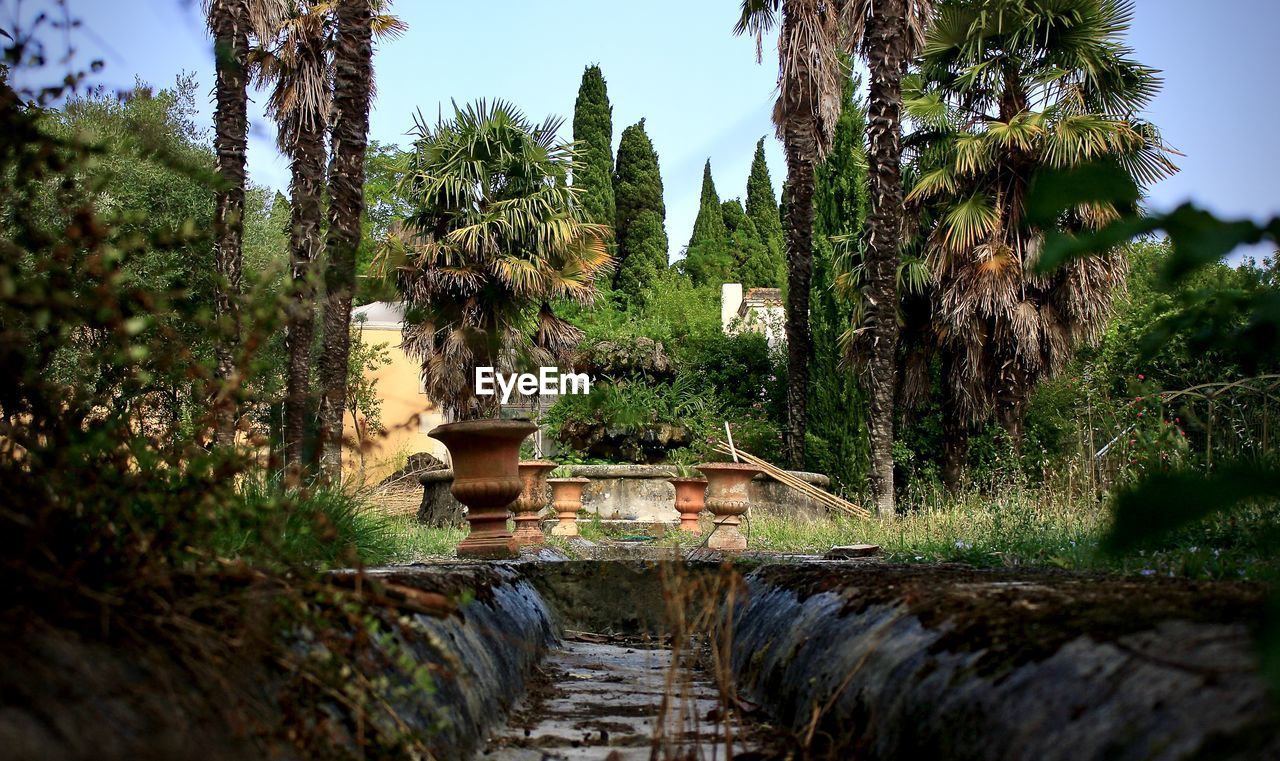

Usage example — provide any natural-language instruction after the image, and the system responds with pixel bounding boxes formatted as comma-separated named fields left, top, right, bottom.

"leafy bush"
left=553, top=270, right=786, bottom=464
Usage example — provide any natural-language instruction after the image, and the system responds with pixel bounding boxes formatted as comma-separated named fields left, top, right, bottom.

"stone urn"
left=513, top=460, right=556, bottom=547
left=669, top=477, right=707, bottom=533
left=547, top=477, right=590, bottom=537
left=695, top=462, right=760, bottom=551
left=429, top=419, right=535, bottom=560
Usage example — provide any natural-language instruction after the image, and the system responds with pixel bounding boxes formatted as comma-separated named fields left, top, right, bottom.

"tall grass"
left=746, top=485, right=1280, bottom=581
left=216, top=476, right=403, bottom=568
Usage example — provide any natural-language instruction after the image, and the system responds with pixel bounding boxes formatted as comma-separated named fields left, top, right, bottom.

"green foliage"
left=681, top=235, right=734, bottom=286
left=807, top=71, right=870, bottom=494
left=612, top=119, right=668, bottom=302
left=553, top=270, right=785, bottom=463
left=545, top=373, right=717, bottom=438
left=1027, top=148, right=1280, bottom=686
left=357, top=140, right=413, bottom=304
left=745, top=137, right=785, bottom=280
left=1, top=24, right=446, bottom=759
left=613, top=209, right=668, bottom=300
left=571, top=266, right=723, bottom=349
left=682, top=162, right=782, bottom=289
left=392, top=99, right=611, bottom=420
left=687, top=159, right=727, bottom=249
left=572, top=65, right=616, bottom=227
left=721, top=198, right=746, bottom=233
left=344, top=328, right=392, bottom=435
left=905, top=0, right=1176, bottom=434
left=733, top=215, right=779, bottom=288
left=218, top=477, right=401, bottom=567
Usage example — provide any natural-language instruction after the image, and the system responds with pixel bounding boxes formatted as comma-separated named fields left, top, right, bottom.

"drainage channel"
left=480, top=636, right=763, bottom=760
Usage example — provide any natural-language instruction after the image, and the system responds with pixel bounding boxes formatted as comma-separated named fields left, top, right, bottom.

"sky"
left=15, top=0, right=1280, bottom=263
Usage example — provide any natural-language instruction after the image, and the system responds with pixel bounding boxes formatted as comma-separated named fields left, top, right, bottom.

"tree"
left=810, top=69, right=870, bottom=493
left=258, top=0, right=329, bottom=473
left=682, top=167, right=733, bottom=287
left=850, top=0, right=932, bottom=514
left=204, top=0, right=285, bottom=444
left=688, top=160, right=727, bottom=249
left=735, top=0, right=849, bottom=471
left=572, top=65, right=616, bottom=227
left=41, top=76, right=289, bottom=443
left=684, top=198, right=777, bottom=288
left=391, top=100, right=613, bottom=420
left=722, top=198, right=746, bottom=234
left=904, top=0, right=1176, bottom=458
left=357, top=140, right=414, bottom=304
left=612, top=119, right=668, bottom=302
left=317, top=0, right=375, bottom=480
left=745, top=137, right=785, bottom=280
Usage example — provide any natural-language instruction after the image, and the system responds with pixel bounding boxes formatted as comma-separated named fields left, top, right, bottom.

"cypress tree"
left=807, top=72, right=870, bottom=493
left=572, top=65, right=615, bottom=226
left=721, top=198, right=746, bottom=234
left=687, top=159, right=727, bottom=249
left=745, top=137, right=785, bottom=286
left=612, top=119, right=668, bottom=301
left=734, top=216, right=779, bottom=289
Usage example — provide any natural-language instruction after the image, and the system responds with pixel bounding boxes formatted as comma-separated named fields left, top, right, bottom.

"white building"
left=720, top=283, right=786, bottom=347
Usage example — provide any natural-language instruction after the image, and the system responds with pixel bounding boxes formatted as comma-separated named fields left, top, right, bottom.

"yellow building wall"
left=341, top=326, right=448, bottom=486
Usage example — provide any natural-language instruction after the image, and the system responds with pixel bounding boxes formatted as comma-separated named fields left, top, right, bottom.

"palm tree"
left=903, top=0, right=1176, bottom=476
left=848, top=0, right=931, bottom=516
left=258, top=0, right=402, bottom=476
left=734, top=0, right=846, bottom=472
left=736, top=0, right=930, bottom=512
left=386, top=100, right=613, bottom=421
left=316, top=0, right=393, bottom=480
left=204, top=0, right=284, bottom=445
left=258, top=0, right=330, bottom=473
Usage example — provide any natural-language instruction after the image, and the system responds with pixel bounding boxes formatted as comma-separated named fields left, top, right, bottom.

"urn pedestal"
left=513, top=460, right=556, bottom=547
left=694, top=462, right=760, bottom=551
left=429, top=419, right=536, bottom=560
left=669, top=477, right=707, bottom=533
left=547, top=477, right=590, bottom=537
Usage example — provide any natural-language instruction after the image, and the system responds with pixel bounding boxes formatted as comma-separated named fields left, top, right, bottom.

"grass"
left=228, top=476, right=1276, bottom=583
left=216, top=476, right=408, bottom=568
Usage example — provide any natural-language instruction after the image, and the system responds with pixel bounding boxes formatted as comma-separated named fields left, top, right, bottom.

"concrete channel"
left=366, top=558, right=1279, bottom=761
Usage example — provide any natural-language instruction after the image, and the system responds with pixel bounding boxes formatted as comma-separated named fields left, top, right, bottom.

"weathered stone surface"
left=569, top=464, right=680, bottom=522
left=557, top=418, right=691, bottom=464
left=729, top=564, right=1278, bottom=760
left=577, top=336, right=674, bottom=379
left=483, top=640, right=752, bottom=760
left=417, top=467, right=466, bottom=527
left=825, top=544, right=880, bottom=559
left=748, top=470, right=834, bottom=520
left=8, top=561, right=1276, bottom=760
left=361, top=565, right=557, bottom=760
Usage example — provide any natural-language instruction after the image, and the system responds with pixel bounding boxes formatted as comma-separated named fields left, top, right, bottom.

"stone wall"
left=416, top=465, right=838, bottom=525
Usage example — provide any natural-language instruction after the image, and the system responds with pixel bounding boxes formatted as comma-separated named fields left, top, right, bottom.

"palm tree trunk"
left=996, top=374, right=1030, bottom=451
left=862, top=0, right=909, bottom=516
left=210, top=9, right=249, bottom=447
left=317, top=0, right=373, bottom=481
left=781, top=121, right=816, bottom=471
left=942, top=351, right=969, bottom=492
left=283, top=109, right=326, bottom=474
